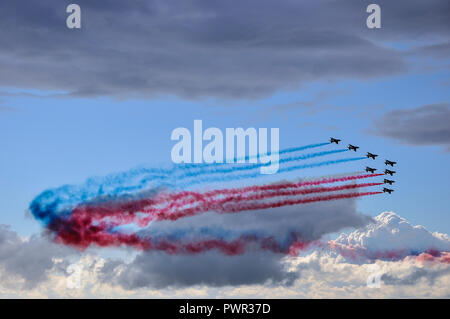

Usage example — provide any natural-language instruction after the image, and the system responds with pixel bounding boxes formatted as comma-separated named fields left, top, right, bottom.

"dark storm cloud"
left=0, top=225, right=73, bottom=288
left=100, top=198, right=372, bottom=289
left=5, top=0, right=450, bottom=99
left=373, top=103, right=450, bottom=151
left=104, top=252, right=298, bottom=289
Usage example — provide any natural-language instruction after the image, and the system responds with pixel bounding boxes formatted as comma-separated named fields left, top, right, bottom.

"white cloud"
left=0, top=212, right=448, bottom=298
left=332, top=212, right=450, bottom=260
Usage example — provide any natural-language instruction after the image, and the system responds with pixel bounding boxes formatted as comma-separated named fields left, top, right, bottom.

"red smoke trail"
left=415, top=252, right=450, bottom=264
left=217, top=191, right=383, bottom=213
left=51, top=186, right=382, bottom=253
left=139, top=173, right=383, bottom=209
left=51, top=215, right=313, bottom=255
left=71, top=181, right=382, bottom=226
left=153, top=174, right=383, bottom=212
left=134, top=184, right=383, bottom=223
left=156, top=191, right=383, bottom=221
left=68, top=186, right=382, bottom=233
left=197, top=182, right=383, bottom=205
left=328, top=241, right=450, bottom=264
left=73, top=173, right=383, bottom=223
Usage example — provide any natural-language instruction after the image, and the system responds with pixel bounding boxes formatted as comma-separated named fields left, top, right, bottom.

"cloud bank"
left=100, top=198, right=370, bottom=288
left=3, top=0, right=450, bottom=99
left=0, top=225, right=75, bottom=288
left=333, top=212, right=450, bottom=257
left=0, top=212, right=448, bottom=297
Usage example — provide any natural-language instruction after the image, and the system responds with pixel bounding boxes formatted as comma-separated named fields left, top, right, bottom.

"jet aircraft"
left=385, top=169, right=396, bottom=176
left=385, top=160, right=397, bottom=167
left=366, top=166, right=377, bottom=173
left=330, top=137, right=341, bottom=144
left=367, top=152, right=378, bottom=160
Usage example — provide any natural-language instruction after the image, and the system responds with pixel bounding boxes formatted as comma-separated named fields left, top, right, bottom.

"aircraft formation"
left=330, top=137, right=397, bottom=195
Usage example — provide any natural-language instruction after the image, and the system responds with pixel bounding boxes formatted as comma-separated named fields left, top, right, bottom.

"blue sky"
left=1, top=66, right=449, bottom=236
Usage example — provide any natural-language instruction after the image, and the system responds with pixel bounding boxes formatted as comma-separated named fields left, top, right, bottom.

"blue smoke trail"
left=29, top=142, right=347, bottom=225
left=176, top=157, right=367, bottom=188
left=178, top=149, right=348, bottom=177
left=98, top=147, right=342, bottom=195
left=181, top=142, right=330, bottom=167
